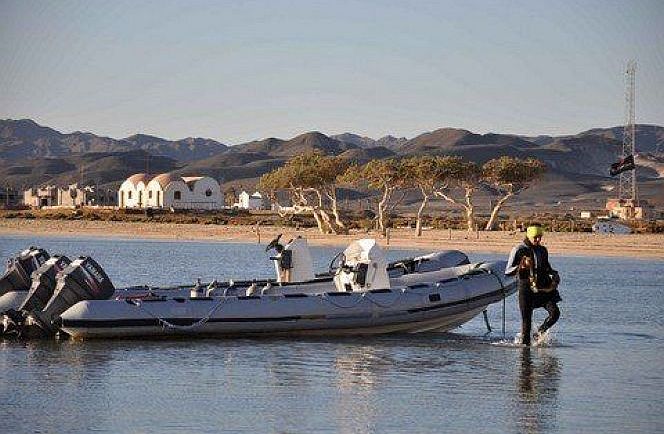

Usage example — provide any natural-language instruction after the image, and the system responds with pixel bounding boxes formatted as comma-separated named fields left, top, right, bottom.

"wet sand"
left=1, top=218, right=662, bottom=259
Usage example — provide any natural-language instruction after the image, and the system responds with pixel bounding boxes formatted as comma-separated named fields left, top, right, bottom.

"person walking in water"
left=506, top=224, right=561, bottom=346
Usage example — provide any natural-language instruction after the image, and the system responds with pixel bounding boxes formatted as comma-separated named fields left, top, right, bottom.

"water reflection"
left=514, top=348, right=561, bottom=434
left=335, top=345, right=385, bottom=388
left=332, top=345, right=384, bottom=434
left=2, top=340, right=114, bottom=433
left=328, top=336, right=468, bottom=434
left=264, top=340, right=320, bottom=388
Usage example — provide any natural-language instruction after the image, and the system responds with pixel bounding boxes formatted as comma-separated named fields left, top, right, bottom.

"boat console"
left=333, top=239, right=390, bottom=292
left=267, top=235, right=315, bottom=284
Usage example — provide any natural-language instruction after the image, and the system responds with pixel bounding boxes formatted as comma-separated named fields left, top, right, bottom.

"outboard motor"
left=19, top=255, right=72, bottom=314
left=388, top=250, right=470, bottom=277
left=333, top=239, right=390, bottom=292
left=25, top=256, right=115, bottom=337
left=267, top=235, right=315, bottom=284
left=1, top=255, right=71, bottom=336
left=0, top=247, right=50, bottom=297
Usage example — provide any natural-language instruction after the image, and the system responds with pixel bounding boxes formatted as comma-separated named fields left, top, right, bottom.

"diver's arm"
left=505, top=246, right=522, bottom=276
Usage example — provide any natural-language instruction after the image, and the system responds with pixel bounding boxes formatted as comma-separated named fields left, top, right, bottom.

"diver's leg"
left=518, top=284, right=533, bottom=346
left=538, top=301, right=560, bottom=334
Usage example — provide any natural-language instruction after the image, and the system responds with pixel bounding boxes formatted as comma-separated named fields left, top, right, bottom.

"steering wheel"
left=328, top=252, right=347, bottom=275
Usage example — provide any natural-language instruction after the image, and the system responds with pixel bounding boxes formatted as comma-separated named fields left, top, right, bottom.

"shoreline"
left=1, top=218, right=663, bottom=259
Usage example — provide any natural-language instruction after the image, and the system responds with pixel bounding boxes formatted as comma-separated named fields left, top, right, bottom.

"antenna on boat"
left=502, top=293, right=506, bottom=339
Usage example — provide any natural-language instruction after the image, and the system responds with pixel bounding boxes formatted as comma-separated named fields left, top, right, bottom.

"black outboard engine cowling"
left=1, top=255, right=71, bottom=336
left=19, top=255, right=72, bottom=314
left=29, top=256, right=115, bottom=335
left=0, top=247, right=50, bottom=296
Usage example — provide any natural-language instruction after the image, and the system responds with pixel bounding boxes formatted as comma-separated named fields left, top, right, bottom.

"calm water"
left=1, top=235, right=662, bottom=433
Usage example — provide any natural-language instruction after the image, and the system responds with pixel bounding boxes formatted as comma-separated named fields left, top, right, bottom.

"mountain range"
left=1, top=118, right=662, bottom=208
left=0, top=119, right=227, bottom=163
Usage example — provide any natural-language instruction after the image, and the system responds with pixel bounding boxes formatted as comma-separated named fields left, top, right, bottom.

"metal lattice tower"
left=618, top=60, right=637, bottom=202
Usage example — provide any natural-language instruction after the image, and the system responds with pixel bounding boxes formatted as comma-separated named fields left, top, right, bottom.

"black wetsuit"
left=506, top=238, right=561, bottom=346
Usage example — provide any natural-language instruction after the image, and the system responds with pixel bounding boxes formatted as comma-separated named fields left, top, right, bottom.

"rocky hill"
left=522, top=124, right=664, bottom=154
left=0, top=149, right=179, bottom=188
left=231, top=131, right=356, bottom=157
left=331, top=133, right=377, bottom=149
left=399, top=128, right=537, bottom=154
left=337, top=146, right=396, bottom=164
left=120, top=134, right=227, bottom=161
left=176, top=152, right=285, bottom=184
left=332, top=133, right=408, bottom=150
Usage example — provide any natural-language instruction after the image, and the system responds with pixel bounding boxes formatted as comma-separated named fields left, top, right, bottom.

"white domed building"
left=118, top=173, right=151, bottom=208
left=118, top=173, right=223, bottom=210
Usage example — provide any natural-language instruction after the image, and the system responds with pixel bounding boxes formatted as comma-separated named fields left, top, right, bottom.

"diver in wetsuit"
left=506, top=225, right=561, bottom=346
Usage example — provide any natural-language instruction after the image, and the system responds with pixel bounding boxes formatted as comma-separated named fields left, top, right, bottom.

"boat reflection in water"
left=330, top=336, right=466, bottom=434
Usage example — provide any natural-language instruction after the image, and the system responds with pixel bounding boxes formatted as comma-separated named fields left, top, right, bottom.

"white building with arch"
left=118, top=173, right=223, bottom=210
left=118, top=173, right=151, bottom=209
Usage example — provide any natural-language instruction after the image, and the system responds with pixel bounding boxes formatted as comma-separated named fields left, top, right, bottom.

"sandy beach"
left=1, top=218, right=662, bottom=259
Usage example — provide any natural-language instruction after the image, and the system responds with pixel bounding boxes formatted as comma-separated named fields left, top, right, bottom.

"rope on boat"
left=321, top=287, right=423, bottom=309
left=320, top=293, right=366, bottom=309
left=133, top=298, right=227, bottom=331
left=362, top=291, right=407, bottom=308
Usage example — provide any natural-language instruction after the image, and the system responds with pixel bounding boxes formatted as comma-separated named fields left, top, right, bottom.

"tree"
left=339, top=158, right=408, bottom=236
left=482, top=156, right=546, bottom=231
left=315, top=155, right=350, bottom=233
left=430, top=156, right=482, bottom=232
left=402, top=156, right=439, bottom=237
left=258, top=153, right=350, bottom=234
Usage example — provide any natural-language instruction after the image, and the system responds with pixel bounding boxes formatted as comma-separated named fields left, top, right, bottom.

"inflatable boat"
left=1, top=237, right=516, bottom=340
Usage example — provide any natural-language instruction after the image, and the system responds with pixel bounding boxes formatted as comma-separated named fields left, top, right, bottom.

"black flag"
left=610, top=154, right=635, bottom=177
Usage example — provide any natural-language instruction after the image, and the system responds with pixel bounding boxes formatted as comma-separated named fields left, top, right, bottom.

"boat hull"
left=61, top=272, right=516, bottom=339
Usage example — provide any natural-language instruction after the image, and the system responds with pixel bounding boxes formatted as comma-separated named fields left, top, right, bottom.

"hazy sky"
left=1, top=0, right=663, bottom=144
